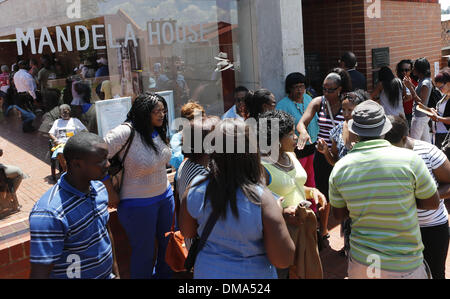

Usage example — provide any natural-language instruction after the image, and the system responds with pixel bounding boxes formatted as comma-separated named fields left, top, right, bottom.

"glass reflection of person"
left=153, top=63, right=169, bottom=91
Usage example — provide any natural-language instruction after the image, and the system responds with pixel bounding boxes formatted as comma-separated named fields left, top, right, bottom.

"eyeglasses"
left=323, top=87, right=339, bottom=94
left=292, top=84, right=306, bottom=90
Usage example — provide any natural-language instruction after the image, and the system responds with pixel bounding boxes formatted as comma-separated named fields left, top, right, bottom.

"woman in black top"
left=431, top=68, right=450, bottom=149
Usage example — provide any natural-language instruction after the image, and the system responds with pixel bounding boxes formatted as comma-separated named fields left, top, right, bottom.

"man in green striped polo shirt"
left=329, top=100, right=440, bottom=279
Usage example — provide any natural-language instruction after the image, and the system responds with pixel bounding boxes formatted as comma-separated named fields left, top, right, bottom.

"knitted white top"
left=104, top=124, right=171, bottom=199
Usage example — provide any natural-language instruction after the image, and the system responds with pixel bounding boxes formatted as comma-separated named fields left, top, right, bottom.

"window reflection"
left=0, top=0, right=250, bottom=132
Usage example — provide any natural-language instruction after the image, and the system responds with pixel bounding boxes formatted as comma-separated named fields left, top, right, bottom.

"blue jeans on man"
left=5, top=105, right=36, bottom=132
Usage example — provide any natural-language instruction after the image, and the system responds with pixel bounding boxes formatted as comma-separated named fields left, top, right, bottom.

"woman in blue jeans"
left=104, top=93, right=174, bottom=279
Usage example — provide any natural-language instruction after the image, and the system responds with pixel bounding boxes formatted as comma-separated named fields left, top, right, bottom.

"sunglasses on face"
left=323, top=87, right=339, bottom=94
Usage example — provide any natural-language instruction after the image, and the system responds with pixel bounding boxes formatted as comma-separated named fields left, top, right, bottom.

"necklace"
left=269, top=152, right=293, bottom=169
left=296, top=101, right=305, bottom=114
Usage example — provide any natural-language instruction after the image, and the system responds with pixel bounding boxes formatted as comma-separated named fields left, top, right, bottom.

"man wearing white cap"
left=95, top=57, right=109, bottom=78
left=329, top=100, right=440, bottom=279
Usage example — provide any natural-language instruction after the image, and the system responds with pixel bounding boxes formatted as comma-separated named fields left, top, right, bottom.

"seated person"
left=49, top=104, right=87, bottom=172
left=0, top=148, right=22, bottom=212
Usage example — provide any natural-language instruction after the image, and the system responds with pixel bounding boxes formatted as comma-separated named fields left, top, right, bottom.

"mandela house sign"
left=15, top=21, right=209, bottom=55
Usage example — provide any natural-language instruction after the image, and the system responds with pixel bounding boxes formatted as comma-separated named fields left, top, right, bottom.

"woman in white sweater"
left=104, top=93, right=173, bottom=279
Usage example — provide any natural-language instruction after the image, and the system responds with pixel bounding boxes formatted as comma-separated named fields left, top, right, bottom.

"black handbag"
left=108, top=123, right=135, bottom=193
left=184, top=210, right=220, bottom=272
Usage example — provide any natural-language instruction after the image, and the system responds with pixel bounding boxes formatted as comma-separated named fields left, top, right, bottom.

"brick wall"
left=441, top=19, right=450, bottom=68
left=302, top=0, right=366, bottom=86
left=0, top=239, right=30, bottom=279
left=442, top=20, right=450, bottom=49
left=302, top=0, right=442, bottom=92
left=0, top=215, right=129, bottom=279
left=364, top=0, right=441, bottom=89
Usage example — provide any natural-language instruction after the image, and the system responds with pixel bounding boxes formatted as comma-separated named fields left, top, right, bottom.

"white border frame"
left=156, top=90, right=175, bottom=136
left=95, top=97, right=132, bottom=138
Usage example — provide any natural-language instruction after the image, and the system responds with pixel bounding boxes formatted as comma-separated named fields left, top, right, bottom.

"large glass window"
left=0, top=0, right=254, bottom=131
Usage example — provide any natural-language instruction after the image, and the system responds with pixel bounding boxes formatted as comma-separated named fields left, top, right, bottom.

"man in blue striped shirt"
left=29, top=132, right=114, bottom=279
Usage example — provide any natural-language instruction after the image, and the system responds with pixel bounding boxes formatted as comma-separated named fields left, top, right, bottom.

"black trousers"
left=15, top=92, right=34, bottom=111
left=313, top=151, right=333, bottom=202
left=420, top=221, right=449, bottom=279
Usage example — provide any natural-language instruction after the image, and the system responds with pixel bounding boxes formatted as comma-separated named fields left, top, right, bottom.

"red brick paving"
left=0, top=112, right=54, bottom=229
left=0, top=111, right=449, bottom=279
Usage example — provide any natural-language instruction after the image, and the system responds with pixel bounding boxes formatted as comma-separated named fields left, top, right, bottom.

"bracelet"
left=102, top=174, right=111, bottom=182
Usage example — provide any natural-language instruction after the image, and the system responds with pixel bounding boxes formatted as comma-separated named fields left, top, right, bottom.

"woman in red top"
left=396, top=60, right=415, bottom=127
left=0, top=65, right=10, bottom=93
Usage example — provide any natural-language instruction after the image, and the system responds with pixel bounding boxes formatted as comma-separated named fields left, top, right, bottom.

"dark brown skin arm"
left=403, top=84, right=412, bottom=102
left=296, top=97, right=322, bottom=149
left=416, top=191, right=440, bottom=210
left=179, top=186, right=198, bottom=239
left=325, top=140, right=339, bottom=166
left=435, top=116, right=450, bottom=125
left=433, top=159, right=450, bottom=185
left=439, top=184, right=450, bottom=200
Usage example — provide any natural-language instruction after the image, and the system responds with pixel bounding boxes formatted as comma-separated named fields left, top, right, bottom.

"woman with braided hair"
left=104, top=92, right=174, bottom=279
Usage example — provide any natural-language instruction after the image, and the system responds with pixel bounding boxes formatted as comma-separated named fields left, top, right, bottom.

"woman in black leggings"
left=296, top=68, right=352, bottom=244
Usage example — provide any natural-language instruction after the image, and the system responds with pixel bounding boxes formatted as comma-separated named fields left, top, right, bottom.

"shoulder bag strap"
left=114, top=123, right=135, bottom=157
left=117, top=124, right=135, bottom=191
left=194, top=209, right=220, bottom=256
left=325, top=98, right=337, bottom=128
left=120, top=123, right=135, bottom=163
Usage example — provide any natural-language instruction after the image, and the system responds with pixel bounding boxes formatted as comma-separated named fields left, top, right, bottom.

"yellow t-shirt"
left=101, top=80, right=112, bottom=100
left=262, top=152, right=307, bottom=208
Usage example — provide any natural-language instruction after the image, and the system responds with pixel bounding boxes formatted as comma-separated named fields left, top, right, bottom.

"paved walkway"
left=0, top=111, right=448, bottom=279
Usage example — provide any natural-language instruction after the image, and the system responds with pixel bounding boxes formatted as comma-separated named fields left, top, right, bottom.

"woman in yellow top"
left=259, top=110, right=326, bottom=279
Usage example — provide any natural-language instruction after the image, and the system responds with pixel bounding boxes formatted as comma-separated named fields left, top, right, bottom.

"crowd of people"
left=0, top=49, right=444, bottom=279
